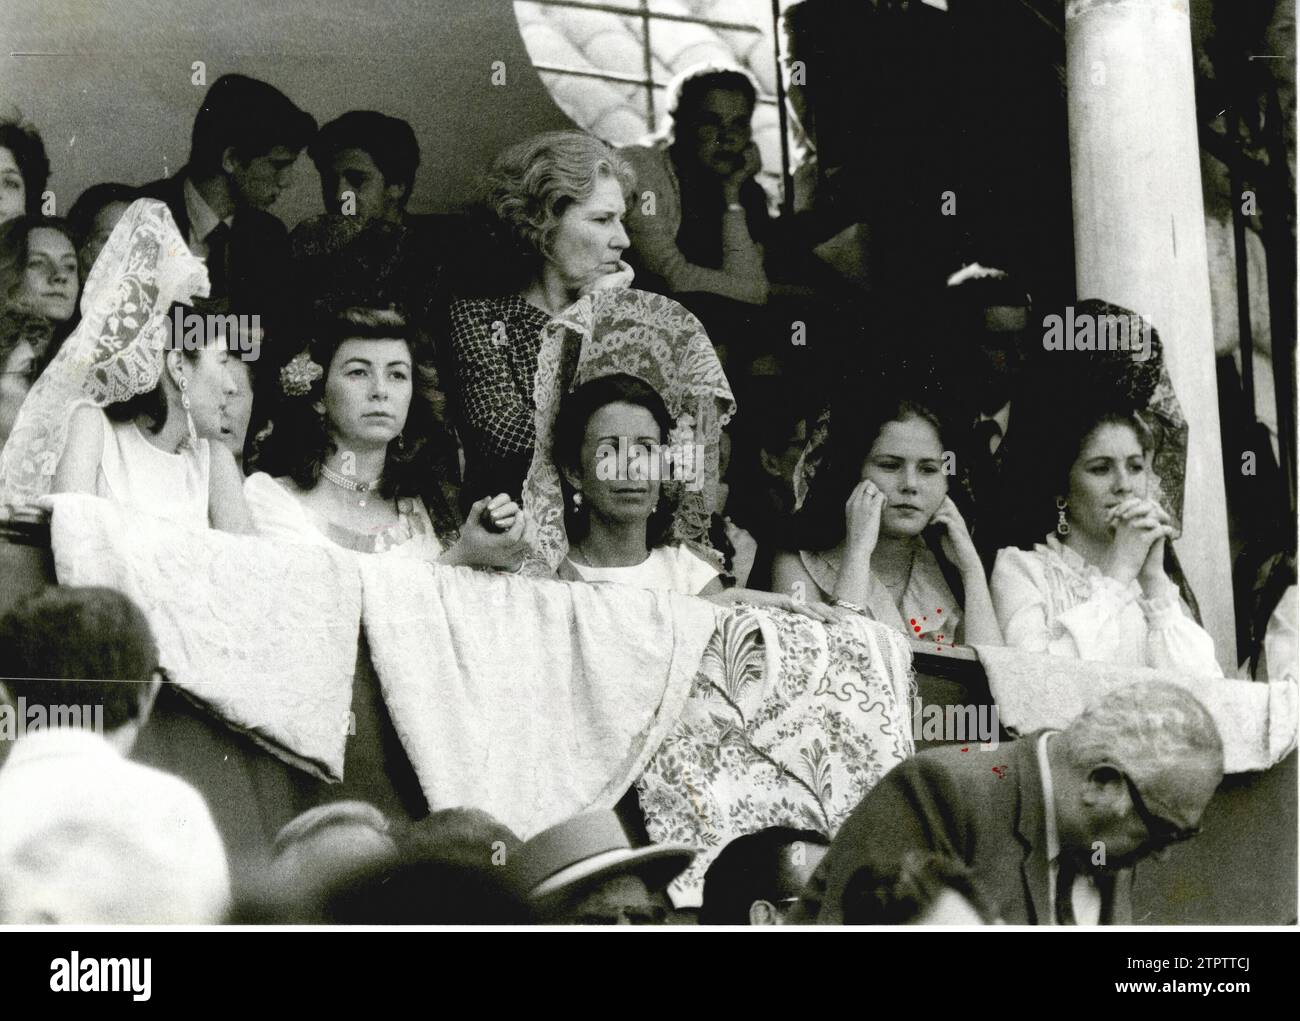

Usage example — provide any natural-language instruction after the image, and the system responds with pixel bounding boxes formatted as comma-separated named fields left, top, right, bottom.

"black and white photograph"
left=0, top=0, right=1295, bottom=980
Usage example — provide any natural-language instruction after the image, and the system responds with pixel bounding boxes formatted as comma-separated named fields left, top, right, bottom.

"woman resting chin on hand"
left=771, top=396, right=1002, bottom=646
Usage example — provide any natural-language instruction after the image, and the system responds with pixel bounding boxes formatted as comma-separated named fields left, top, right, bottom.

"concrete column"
left=1066, top=0, right=1237, bottom=671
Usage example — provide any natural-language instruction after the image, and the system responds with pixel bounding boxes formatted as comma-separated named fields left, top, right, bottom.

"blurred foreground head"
left=0, top=587, right=227, bottom=923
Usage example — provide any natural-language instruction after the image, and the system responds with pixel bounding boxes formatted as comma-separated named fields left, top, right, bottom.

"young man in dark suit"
left=942, top=263, right=1040, bottom=567
left=793, top=681, right=1224, bottom=925
left=309, top=110, right=421, bottom=228
left=139, top=74, right=316, bottom=316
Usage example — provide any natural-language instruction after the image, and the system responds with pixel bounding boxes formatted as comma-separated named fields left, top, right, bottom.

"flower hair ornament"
left=521, top=288, right=735, bottom=576
left=280, top=350, right=324, bottom=397
left=0, top=199, right=209, bottom=504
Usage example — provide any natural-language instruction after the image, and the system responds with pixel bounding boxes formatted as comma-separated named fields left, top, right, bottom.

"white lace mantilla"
left=522, top=289, right=735, bottom=575
left=0, top=200, right=209, bottom=504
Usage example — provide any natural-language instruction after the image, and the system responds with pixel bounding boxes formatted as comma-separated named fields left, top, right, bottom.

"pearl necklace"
left=321, top=463, right=382, bottom=507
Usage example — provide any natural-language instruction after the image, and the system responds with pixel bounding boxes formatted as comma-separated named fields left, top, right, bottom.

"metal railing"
left=520, top=0, right=796, bottom=211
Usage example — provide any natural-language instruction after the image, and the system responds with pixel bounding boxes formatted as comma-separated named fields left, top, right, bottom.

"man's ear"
left=748, top=899, right=779, bottom=925
left=1082, top=764, right=1128, bottom=815
left=383, top=181, right=408, bottom=219
left=220, top=145, right=242, bottom=175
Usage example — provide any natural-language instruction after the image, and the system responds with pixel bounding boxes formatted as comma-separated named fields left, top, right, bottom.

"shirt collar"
left=1043, top=533, right=1089, bottom=574
left=183, top=176, right=232, bottom=241
left=976, top=402, right=1011, bottom=436
left=1036, top=730, right=1061, bottom=865
left=0, top=725, right=121, bottom=772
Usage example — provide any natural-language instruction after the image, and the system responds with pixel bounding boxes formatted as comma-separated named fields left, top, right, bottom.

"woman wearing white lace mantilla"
left=521, top=287, right=851, bottom=625
left=0, top=199, right=252, bottom=531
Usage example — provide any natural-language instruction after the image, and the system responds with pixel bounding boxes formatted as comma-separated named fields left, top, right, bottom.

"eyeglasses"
left=1123, top=774, right=1200, bottom=849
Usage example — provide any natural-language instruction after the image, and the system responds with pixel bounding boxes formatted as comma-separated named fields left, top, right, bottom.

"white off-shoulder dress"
left=244, top=471, right=444, bottom=560
left=991, top=533, right=1222, bottom=675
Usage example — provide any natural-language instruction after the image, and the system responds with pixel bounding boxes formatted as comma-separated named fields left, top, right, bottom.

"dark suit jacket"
left=793, top=733, right=1134, bottom=924
left=138, top=169, right=291, bottom=320
left=953, top=403, right=1043, bottom=572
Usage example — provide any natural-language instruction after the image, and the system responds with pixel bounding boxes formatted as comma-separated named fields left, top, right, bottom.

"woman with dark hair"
left=523, top=289, right=843, bottom=621
left=0, top=116, right=49, bottom=226
left=53, top=306, right=248, bottom=530
left=246, top=306, right=529, bottom=565
left=554, top=373, right=719, bottom=592
left=0, top=216, right=80, bottom=356
left=0, top=305, right=51, bottom=457
left=990, top=405, right=1221, bottom=672
left=546, top=371, right=843, bottom=623
left=447, top=131, right=637, bottom=506
left=0, top=200, right=251, bottom=531
left=66, top=182, right=140, bottom=281
left=770, top=394, right=1001, bottom=646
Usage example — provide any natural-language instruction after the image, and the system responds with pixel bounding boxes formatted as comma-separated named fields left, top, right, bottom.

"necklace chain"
left=877, top=546, right=917, bottom=592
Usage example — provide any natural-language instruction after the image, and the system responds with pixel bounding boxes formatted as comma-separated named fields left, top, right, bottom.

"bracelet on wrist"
left=833, top=599, right=868, bottom=616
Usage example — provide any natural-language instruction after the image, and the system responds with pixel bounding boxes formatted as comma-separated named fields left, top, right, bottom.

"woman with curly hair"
left=246, top=306, right=530, bottom=566
left=0, top=116, right=49, bottom=226
left=446, top=131, right=637, bottom=507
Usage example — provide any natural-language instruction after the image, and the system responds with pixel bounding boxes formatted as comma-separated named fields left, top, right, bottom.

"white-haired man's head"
left=1050, top=681, right=1223, bottom=874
